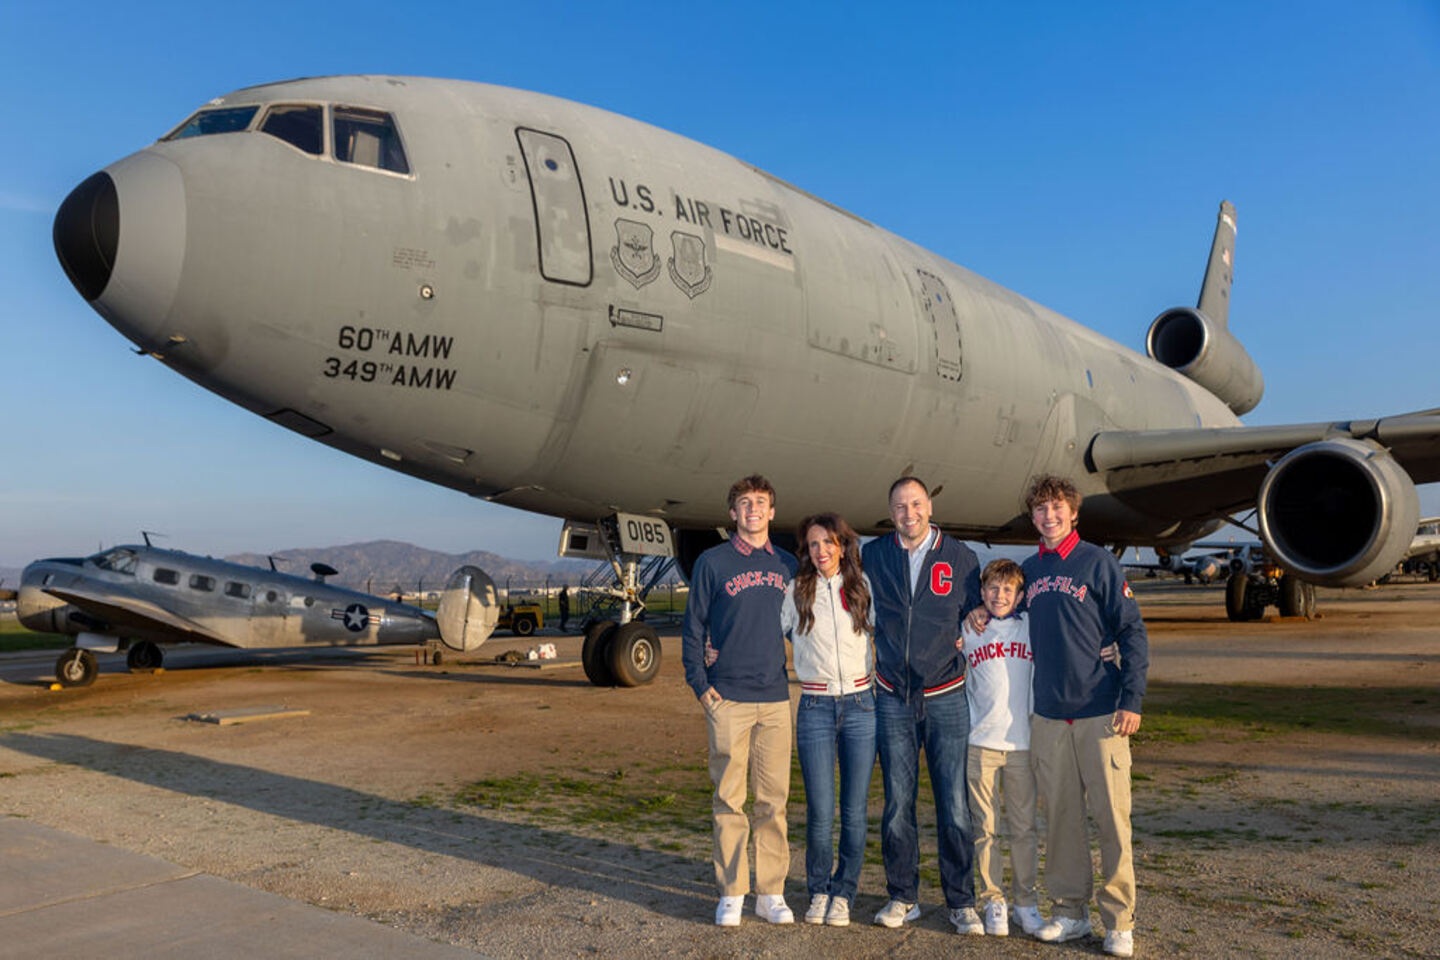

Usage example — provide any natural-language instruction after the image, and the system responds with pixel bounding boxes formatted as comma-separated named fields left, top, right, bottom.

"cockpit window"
left=260, top=104, right=323, bottom=155
left=90, top=548, right=138, bottom=575
left=333, top=107, right=410, bottom=174
left=167, top=105, right=260, bottom=140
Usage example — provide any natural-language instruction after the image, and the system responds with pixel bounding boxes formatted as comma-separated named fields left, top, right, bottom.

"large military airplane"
left=14, top=543, right=497, bottom=687
left=50, top=76, right=1440, bottom=671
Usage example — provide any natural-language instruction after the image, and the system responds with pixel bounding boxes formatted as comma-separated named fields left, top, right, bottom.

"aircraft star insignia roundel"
left=331, top=603, right=370, bottom=632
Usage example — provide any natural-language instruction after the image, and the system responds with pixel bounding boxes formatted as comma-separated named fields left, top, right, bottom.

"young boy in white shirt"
left=960, top=558, right=1043, bottom=938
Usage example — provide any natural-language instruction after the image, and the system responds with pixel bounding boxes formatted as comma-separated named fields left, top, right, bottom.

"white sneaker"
left=755, top=893, right=794, bottom=924
left=715, top=895, right=743, bottom=927
left=950, top=906, right=984, bottom=935
left=873, top=899, right=920, bottom=927
left=1036, top=915, right=1093, bottom=942
left=804, top=894, right=829, bottom=925
left=1104, top=929, right=1135, bottom=957
left=1012, top=904, right=1045, bottom=936
left=826, top=896, right=851, bottom=927
left=983, top=899, right=1009, bottom=936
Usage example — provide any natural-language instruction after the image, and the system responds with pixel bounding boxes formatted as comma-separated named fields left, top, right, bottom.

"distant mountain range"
left=224, top=540, right=597, bottom=593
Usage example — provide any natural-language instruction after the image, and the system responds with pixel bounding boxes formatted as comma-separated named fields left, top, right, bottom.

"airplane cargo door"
left=917, top=269, right=962, bottom=382
left=516, top=128, right=593, bottom=286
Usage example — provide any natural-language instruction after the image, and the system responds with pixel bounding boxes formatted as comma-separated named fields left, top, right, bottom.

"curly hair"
left=1024, top=474, right=1082, bottom=514
left=727, top=474, right=777, bottom=510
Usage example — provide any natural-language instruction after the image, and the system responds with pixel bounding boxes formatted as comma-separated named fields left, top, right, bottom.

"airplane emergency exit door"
left=516, top=128, right=593, bottom=286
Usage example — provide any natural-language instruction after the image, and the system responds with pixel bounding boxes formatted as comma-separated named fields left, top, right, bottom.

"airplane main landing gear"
left=1278, top=574, right=1316, bottom=619
left=55, top=649, right=98, bottom=688
left=126, top=640, right=164, bottom=671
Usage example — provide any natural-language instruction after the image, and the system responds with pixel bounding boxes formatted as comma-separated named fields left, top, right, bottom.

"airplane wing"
left=43, top=583, right=231, bottom=646
left=1088, top=412, right=1440, bottom=523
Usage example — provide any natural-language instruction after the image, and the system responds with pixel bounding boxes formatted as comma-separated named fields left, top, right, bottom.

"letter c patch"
left=931, top=562, right=953, bottom=596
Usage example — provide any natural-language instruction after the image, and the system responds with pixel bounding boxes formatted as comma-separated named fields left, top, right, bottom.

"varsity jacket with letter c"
left=861, top=527, right=980, bottom=703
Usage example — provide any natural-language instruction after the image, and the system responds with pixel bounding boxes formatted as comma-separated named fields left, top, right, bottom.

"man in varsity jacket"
left=861, top=476, right=983, bottom=934
left=682, top=474, right=800, bottom=928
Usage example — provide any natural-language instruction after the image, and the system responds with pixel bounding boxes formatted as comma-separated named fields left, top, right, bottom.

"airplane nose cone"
left=54, top=152, right=187, bottom=348
left=53, top=171, right=118, bottom=301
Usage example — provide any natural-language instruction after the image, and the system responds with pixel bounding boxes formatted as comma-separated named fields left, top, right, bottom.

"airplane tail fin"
left=436, top=565, right=499, bottom=652
left=1197, top=200, right=1237, bottom=327
left=1143, top=200, right=1262, bottom=415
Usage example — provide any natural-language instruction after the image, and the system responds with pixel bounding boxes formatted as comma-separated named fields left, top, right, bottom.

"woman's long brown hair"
left=793, top=513, right=871, bottom=637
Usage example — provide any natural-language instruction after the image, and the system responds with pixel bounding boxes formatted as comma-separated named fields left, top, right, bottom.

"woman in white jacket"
left=785, top=513, right=876, bottom=927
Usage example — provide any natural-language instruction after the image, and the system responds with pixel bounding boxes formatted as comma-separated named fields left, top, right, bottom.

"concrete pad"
left=0, top=818, right=483, bottom=959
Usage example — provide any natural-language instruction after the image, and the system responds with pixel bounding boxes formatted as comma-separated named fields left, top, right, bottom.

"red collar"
left=732, top=536, right=775, bottom=557
left=1038, top=529, right=1080, bottom=559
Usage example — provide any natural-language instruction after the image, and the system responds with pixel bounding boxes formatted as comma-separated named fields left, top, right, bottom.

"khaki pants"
left=1031, top=714, right=1135, bottom=932
left=705, top=698, right=792, bottom=896
left=966, top=744, right=1038, bottom=907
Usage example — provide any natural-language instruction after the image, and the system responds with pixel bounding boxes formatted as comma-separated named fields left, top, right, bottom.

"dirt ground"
left=1, top=582, right=1437, bottom=959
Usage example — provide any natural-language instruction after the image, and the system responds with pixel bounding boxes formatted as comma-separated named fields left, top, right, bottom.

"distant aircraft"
left=1126, top=549, right=1228, bottom=585
left=1394, top=517, right=1440, bottom=581
left=14, top=544, right=498, bottom=687
left=51, top=76, right=1440, bottom=664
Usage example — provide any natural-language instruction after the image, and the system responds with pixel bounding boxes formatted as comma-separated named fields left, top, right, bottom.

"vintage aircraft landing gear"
left=126, top=640, right=164, bottom=671
left=55, top=649, right=98, bottom=688
left=562, top=513, right=673, bottom=688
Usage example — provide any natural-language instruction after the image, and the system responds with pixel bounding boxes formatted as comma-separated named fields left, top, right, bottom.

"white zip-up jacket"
left=781, top=571, right=875, bottom=696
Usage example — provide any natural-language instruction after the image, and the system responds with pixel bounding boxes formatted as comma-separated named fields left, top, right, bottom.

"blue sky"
left=2, top=2, right=1438, bottom=564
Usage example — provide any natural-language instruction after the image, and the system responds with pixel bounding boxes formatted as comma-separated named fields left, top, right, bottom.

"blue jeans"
left=876, top=687, right=974, bottom=908
left=795, top=690, right=877, bottom=901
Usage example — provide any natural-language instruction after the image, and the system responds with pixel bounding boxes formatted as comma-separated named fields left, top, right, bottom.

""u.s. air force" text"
left=608, top=178, right=792, bottom=255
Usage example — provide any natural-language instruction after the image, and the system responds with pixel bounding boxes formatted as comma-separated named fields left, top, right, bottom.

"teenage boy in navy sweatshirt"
left=682, top=474, right=800, bottom=928
left=862, top=476, right=983, bottom=934
left=1021, top=474, right=1147, bottom=959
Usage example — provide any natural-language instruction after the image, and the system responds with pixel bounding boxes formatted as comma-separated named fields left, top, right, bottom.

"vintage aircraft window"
left=224, top=581, right=253, bottom=599
left=166, top=105, right=260, bottom=140
left=332, top=107, right=410, bottom=174
left=266, top=590, right=279, bottom=603
left=153, top=568, right=180, bottom=585
left=259, top=104, right=323, bottom=155
left=91, top=548, right=138, bottom=575
left=189, top=574, right=216, bottom=592
left=304, top=596, right=315, bottom=606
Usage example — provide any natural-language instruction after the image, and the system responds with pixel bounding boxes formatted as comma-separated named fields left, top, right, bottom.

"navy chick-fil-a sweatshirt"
left=1021, top=530, right=1148, bottom=719
left=682, top=536, right=799, bottom=702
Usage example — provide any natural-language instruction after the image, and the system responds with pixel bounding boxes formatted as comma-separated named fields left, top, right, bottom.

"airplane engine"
left=1193, top=556, right=1223, bottom=583
left=1257, top=438, right=1419, bottom=587
left=1146, top=307, right=1264, bottom=415
left=435, top=566, right=499, bottom=652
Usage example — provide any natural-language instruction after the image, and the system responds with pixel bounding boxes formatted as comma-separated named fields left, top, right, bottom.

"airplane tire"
left=607, top=622, right=661, bottom=688
left=513, top=615, right=536, bottom=638
left=582, top=620, right=618, bottom=686
left=1429, top=562, right=1439, bottom=583
left=126, top=641, right=163, bottom=671
left=55, top=649, right=98, bottom=688
left=1225, top=574, right=1248, bottom=622
left=1279, top=575, right=1317, bottom=619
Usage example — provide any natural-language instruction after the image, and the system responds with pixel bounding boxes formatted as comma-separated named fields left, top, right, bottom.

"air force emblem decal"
left=668, top=231, right=713, bottom=298
left=332, top=603, right=370, bottom=632
left=610, top=218, right=660, bottom=288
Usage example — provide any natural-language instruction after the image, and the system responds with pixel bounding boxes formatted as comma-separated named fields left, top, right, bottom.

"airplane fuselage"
left=17, top=545, right=436, bottom=649
left=64, top=76, right=1239, bottom=545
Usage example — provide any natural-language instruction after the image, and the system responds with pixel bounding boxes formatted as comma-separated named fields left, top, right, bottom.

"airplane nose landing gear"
left=563, top=513, right=674, bottom=688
